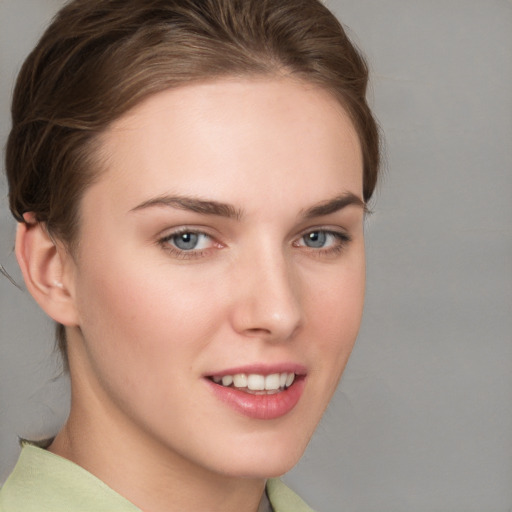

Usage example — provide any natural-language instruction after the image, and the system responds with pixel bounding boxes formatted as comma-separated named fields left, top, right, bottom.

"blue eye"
left=303, top=231, right=328, bottom=248
left=173, top=232, right=199, bottom=250
left=295, top=229, right=350, bottom=254
left=166, top=231, right=212, bottom=251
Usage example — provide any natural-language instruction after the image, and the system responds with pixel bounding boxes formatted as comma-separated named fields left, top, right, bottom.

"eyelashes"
left=166, top=230, right=213, bottom=251
left=158, top=227, right=352, bottom=260
left=292, top=230, right=351, bottom=255
left=158, top=228, right=217, bottom=260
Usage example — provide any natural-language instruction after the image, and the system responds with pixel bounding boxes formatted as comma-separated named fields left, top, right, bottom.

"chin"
left=218, top=456, right=302, bottom=480
left=206, top=428, right=313, bottom=479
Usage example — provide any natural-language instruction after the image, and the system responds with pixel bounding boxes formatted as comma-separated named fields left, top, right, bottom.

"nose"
left=229, top=247, right=303, bottom=342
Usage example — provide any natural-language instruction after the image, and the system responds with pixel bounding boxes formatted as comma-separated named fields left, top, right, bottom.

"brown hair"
left=5, top=0, right=380, bottom=363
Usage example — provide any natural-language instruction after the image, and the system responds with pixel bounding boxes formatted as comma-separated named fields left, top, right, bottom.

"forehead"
left=92, top=77, right=363, bottom=212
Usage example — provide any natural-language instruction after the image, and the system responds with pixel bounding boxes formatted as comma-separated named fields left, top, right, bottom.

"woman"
left=0, top=0, right=380, bottom=510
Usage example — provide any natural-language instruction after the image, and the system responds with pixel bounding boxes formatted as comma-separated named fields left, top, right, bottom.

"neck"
left=49, top=360, right=266, bottom=512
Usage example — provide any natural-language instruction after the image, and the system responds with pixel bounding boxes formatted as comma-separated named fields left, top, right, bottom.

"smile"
left=209, top=372, right=295, bottom=394
left=206, top=368, right=306, bottom=420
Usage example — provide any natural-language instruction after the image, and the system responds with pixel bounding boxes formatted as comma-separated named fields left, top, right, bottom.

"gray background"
left=1, top=1, right=511, bottom=511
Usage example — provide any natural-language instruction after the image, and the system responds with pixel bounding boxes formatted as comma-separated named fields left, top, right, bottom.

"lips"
left=205, top=365, right=306, bottom=419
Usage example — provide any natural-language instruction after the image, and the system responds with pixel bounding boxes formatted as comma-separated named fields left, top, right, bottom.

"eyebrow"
left=301, top=192, right=367, bottom=218
left=130, top=192, right=366, bottom=220
left=130, top=195, right=243, bottom=220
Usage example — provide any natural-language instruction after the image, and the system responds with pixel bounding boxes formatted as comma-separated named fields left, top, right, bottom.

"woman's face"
left=64, top=78, right=365, bottom=478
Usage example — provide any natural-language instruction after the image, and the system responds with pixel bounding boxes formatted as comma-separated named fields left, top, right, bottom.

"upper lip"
left=206, top=363, right=307, bottom=378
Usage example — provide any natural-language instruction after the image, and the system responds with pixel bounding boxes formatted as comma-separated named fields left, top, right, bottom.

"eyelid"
left=156, top=224, right=352, bottom=260
left=157, top=226, right=222, bottom=259
left=158, top=225, right=217, bottom=243
left=293, top=227, right=352, bottom=255
left=295, top=225, right=351, bottom=241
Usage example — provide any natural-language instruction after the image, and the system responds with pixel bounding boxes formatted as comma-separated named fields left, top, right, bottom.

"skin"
left=18, top=78, right=365, bottom=512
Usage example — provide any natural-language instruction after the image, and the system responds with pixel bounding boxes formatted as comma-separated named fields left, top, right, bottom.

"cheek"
left=70, top=262, right=230, bottom=434
left=72, top=251, right=222, bottom=383
left=305, top=251, right=365, bottom=376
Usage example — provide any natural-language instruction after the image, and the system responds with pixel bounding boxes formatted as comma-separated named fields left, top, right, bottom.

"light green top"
left=0, top=444, right=314, bottom=512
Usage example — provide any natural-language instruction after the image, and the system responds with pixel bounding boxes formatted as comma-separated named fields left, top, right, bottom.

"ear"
left=15, top=214, right=79, bottom=327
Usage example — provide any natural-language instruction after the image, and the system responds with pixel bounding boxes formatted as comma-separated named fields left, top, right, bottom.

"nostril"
left=246, top=327, right=272, bottom=336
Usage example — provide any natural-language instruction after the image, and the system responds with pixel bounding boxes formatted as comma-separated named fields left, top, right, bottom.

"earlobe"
left=15, top=215, right=79, bottom=327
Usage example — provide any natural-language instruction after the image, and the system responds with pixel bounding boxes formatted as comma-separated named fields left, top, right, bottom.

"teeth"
left=247, top=374, right=265, bottom=391
left=265, top=373, right=281, bottom=391
left=212, top=372, right=296, bottom=391
left=221, top=375, right=233, bottom=386
left=233, top=374, right=247, bottom=388
left=285, top=373, right=295, bottom=387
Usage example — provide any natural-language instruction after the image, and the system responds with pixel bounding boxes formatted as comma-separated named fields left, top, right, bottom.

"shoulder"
left=1, top=445, right=316, bottom=512
left=0, top=444, right=139, bottom=512
left=266, top=478, right=316, bottom=512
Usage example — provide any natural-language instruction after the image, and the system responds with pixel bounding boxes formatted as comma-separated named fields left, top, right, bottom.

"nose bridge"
left=231, top=240, right=302, bottom=340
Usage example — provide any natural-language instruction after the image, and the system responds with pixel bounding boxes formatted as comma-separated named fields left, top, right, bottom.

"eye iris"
left=173, top=232, right=199, bottom=250
left=304, top=231, right=327, bottom=248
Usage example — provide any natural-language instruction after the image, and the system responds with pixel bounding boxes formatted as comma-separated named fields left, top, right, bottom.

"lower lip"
left=206, top=377, right=306, bottom=420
